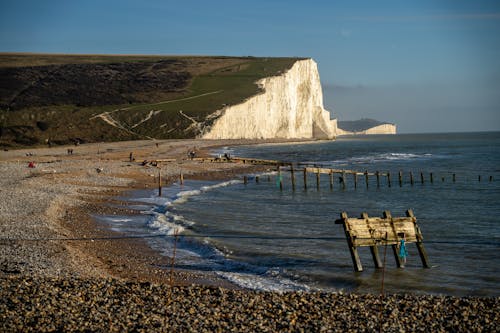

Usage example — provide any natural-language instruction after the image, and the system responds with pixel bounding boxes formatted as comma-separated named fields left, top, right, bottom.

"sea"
left=98, top=132, right=500, bottom=296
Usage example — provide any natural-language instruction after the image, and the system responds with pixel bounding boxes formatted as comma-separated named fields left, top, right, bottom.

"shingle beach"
left=1, top=139, right=498, bottom=332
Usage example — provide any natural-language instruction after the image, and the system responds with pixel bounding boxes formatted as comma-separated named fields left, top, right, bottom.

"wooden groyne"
left=335, top=210, right=429, bottom=272
left=231, top=159, right=496, bottom=191
left=148, top=156, right=496, bottom=195
left=247, top=166, right=495, bottom=191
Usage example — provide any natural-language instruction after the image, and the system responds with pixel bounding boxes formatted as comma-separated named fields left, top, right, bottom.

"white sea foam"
left=147, top=212, right=185, bottom=235
left=171, top=180, right=242, bottom=205
left=147, top=179, right=243, bottom=235
left=217, top=270, right=312, bottom=293
left=172, top=189, right=202, bottom=204
left=328, top=152, right=433, bottom=166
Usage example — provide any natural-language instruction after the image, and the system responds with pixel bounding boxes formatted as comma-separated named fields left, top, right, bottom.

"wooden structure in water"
left=335, top=209, right=430, bottom=272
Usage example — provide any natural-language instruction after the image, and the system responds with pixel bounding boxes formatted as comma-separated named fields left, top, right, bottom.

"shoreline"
left=1, top=138, right=499, bottom=331
left=0, top=138, right=276, bottom=284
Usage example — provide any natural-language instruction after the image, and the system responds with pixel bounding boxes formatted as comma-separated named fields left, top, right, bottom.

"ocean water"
left=100, top=132, right=500, bottom=296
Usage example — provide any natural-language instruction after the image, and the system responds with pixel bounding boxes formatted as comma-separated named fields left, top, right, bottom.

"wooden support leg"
left=349, top=245, right=363, bottom=272
left=392, top=244, right=404, bottom=268
left=370, top=245, right=383, bottom=269
left=416, top=242, right=430, bottom=268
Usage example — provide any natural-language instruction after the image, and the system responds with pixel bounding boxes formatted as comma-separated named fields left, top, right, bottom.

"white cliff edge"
left=201, top=59, right=337, bottom=140
left=336, top=123, right=397, bottom=136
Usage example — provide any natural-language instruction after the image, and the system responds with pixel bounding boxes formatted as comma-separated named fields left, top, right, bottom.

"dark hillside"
left=0, top=60, right=191, bottom=110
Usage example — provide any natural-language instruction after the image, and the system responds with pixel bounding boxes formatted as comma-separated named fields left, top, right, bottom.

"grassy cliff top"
left=0, top=53, right=304, bottom=147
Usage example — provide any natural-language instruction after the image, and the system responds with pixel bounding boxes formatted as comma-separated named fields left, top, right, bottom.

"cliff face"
left=202, top=59, right=337, bottom=139
left=337, top=123, right=397, bottom=136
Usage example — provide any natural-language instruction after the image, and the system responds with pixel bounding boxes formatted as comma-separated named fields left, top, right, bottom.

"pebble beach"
left=1, top=139, right=499, bottom=332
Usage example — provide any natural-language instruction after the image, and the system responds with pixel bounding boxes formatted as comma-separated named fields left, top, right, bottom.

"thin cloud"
left=342, top=13, right=500, bottom=22
left=340, top=28, right=351, bottom=38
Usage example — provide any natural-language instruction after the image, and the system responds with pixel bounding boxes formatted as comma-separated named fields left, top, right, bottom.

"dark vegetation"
left=0, top=60, right=191, bottom=110
left=0, top=53, right=300, bottom=147
left=338, top=118, right=393, bottom=132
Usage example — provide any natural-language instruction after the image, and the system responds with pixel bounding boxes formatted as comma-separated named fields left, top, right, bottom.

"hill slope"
left=0, top=54, right=299, bottom=147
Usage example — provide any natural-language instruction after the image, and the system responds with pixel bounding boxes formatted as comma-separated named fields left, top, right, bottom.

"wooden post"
left=364, top=170, right=369, bottom=189
left=255, top=176, right=259, bottom=183
left=180, top=171, right=184, bottom=185
left=490, top=176, right=493, bottom=182
left=353, top=172, right=358, bottom=189
left=329, top=170, right=334, bottom=190
left=478, top=175, right=481, bottom=182
left=278, top=165, right=283, bottom=191
left=340, top=212, right=363, bottom=272
left=453, top=173, right=456, bottom=183
left=398, top=171, right=403, bottom=187
left=316, top=169, right=320, bottom=190
left=303, top=168, right=308, bottom=190
left=360, top=213, right=382, bottom=268
left=406, top=210, right=430, bottom=268
left=290, top=164, right=296, bottom=191
left=410, top=171, right=414, bottom=186
left=370, top=244, right=383, bottom=269
left=376, top=171, right=380, bottom=188
left=342, top=171, right=346, bottom=190
left=158, top=168, right=162, bottom=197
left=381, top=210, right=402, bottom=267
left=387, top=172, right=391, bottom=187
left=430, top=172, right=434, bottom=183
left=420, top=172, right=424, bottom=184
left=392, top=243, right=404, bottom=268
left=243, top=175, right=248, bottom=185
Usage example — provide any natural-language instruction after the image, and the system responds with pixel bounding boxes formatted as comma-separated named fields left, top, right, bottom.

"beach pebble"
left=2, top=276, right=498, bottom=332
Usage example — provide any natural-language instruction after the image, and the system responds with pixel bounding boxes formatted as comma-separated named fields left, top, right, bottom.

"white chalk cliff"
left=201, top=59, right=337, bottom=139
left=336, top=124, right=397, bottom=136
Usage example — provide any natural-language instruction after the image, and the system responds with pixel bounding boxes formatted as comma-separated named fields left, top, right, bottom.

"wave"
left=217, top=269, right=313, bottom=293
left=146, top=179, right=242, bottom=235
left=147, top=212, right=186, bottom=235
left=171, top=179, right=242, bottom=205
left=325, top=152, right=433, bottom=167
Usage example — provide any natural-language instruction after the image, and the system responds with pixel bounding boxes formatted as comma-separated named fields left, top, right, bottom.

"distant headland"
left=337, top=118, right=396, bottom=135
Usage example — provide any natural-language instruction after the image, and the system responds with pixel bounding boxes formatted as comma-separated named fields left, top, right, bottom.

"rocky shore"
left=2, top=276, right=498, bottom=332
left=1, top=139, right=498, bottom=332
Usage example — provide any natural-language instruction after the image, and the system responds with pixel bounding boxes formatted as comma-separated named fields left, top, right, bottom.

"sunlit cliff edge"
left=201, top=59, right=337, bottom=140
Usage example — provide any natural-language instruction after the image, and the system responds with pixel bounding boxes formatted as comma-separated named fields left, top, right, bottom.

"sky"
left=1, top=0, right=499, bottom=133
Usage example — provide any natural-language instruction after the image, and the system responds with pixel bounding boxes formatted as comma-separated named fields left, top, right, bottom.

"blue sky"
left=1, top=0, right=499, bottom=133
